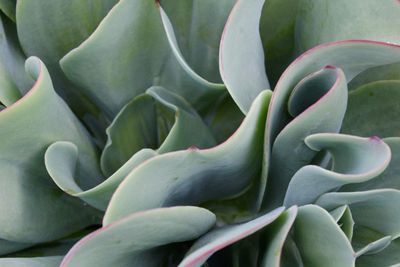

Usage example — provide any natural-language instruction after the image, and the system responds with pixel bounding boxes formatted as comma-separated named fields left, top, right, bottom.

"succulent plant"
left=1, top=0, right=400, bottom=266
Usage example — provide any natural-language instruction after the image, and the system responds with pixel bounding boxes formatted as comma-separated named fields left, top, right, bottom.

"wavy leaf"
left=103, top=90, right=272, bottom=224
left=284, top=134, right=391, bottom=206
left=16, top=0, right=116, bottom=72
left=219, top=0, right=270, bottom=113
left=61, top=207, right=216, bottom=267
left=264, top=40, right=400, bottom=206
left=178, top=207, right=285, bottom=267
left=293, top=205, right=355, bottom=267
left=101, top=86, right=215, bottom=175
left=265, top=66, right=348, bottom=208
left=266, top=40, right=400, bottom=149
left=60, top=0, right=170, bottom=116
left=0, top=57, right=102, bottom=243
left=45, top=142, right=156, bottom=211
left=343, top=138, right=400, bottom=192
left=316, top=189, right=400, bottom=237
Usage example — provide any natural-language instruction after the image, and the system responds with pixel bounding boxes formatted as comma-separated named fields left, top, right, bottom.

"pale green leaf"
left=293, top=205, right=355, bottom=267
left=103, top=90, right=272, bottom=224
left=178, top=207, right=285, bottom=267
left=284, top=134, right=391, bottom=206
left=219, top=0, right=270, bottom=113
left=61, top=207, right=216, bottom=267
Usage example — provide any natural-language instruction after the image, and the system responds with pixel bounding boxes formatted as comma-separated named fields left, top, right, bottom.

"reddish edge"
left=0, top=62, right=43, bottom=115
left=62, top=207, right=185, bottom=266
left=266, top=39, right=400, bottom=144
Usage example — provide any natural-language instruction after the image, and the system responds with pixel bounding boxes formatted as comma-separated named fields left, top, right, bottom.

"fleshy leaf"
left=266, top=40, right=400, bottom=150
left=16, top=0, right=117, bottom=74
left=60, top=0, right=170, bottom=116
left=295, top=0, right=400, bottom=54
left=264, top=40, right=400, bottom=205
left=284, top=134, right=391, bottom=206
left=356, top=236, right=400, bottom=267
left=207, top=92, right=244, bottom=144
left=329, top=205, right=354, bottom=241
left=45, top=142, right=156, bottom=211
left=260, top=206, right=298, bottom=267
left=342, top=81, right=400, bottom=138
left=0, top=14, right=31, bottom=94
left=160, top=0, right=235, bottom=84
left=343, top=138, right=400, bottom=192
left=0, top=256, right=63, bottom=267
left=219, top=0, right=270, bottom=113
left=16, top=0, right=117, bottom=116
left=316, top=189, right=400, bottom=237
left=0, top=57, right=102, bottom=243
left=293, top=205, right=355, bottom=267
left=100, top=86, right=215, bottom=176
left=265, top=66, right=348, bottom=208
left=356, top=236, right=392, bottom=257
left=178, top=207, right=285, bottom=267
left=103, top=90, right=272, bottom=224
left=159, top=6, right=224, bottom=89
left=61, top=207, right=216, bottom=267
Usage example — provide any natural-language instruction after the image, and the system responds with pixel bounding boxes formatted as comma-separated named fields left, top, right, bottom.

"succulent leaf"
left=265, top=67, right=348, bottom=208
left=293, top=205, right=355, bottom=267
left=61, top=207, right=216, bottom=267
left=284, top=134, right=391, bottom=206
left=0, top=57, right=101, bottom=243
left=219, top=0, right=270, bottom=113
left=103, top=90, right=271, bottom=224
left=178, top=207, right=285, bottom=267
